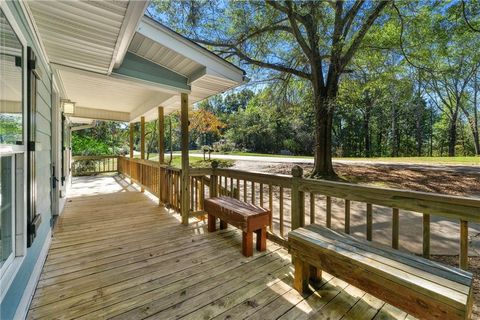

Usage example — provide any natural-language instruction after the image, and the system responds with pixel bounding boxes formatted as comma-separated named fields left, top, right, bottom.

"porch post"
left=140, top=116, right=145, bottom=160
left=129, top=123, right=134, bottom=183
left=180, top=93, right=190, bottom=225
left=140, top=116, right=145, bottom=192
left=158, top=107, right=165, bottom=164
left=158, top=106, right=165, bottom=206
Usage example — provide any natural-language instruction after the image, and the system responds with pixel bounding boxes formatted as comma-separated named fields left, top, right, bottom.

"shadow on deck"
left=28, top=175, right=410, bottom=319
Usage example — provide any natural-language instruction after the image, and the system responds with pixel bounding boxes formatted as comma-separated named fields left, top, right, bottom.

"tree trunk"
left=311, top=90, right=335, bottom=178
left=473, top=76, right=480, bottom=155
left=448, top=112, right=458, bottom=157
left=415, top=106, right=423, bottom=156
left=364, top=107, right=371, bottom=158
left=391, top=104, right=399, bottom=157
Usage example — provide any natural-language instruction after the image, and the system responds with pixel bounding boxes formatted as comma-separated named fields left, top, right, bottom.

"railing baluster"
left=344, top=199, right=350, bottom=234
left=460, top=220, right=468, bottom=270
left=269, top=184, right=273, bottom=230
left=279, top=186, right=284, bottom=237
left=366, top=203, right=373, bottom=241
left=310, top=193, right=315, bottom=225
left=224, top=176, right=228, bottom=195
left=190, top=176, right=194, bottom=210
left=243, top=180, right=247, bottom=202
left=260, top=183, right=264, bottom=207
left=326, top=196, right=332, bottom=228
left=230, top=177, right=234, bottom=197
left=199, top=177, right=205, bottom=210
left=236, top=179, right=240, bottom=199
left=392, top=208, right=399, bottom=249
left=423, top=213, right=430, bottom=258
left=251, top=181, right=255, bottom=204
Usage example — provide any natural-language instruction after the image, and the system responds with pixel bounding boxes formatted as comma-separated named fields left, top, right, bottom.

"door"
left=50, top=86, right=66, bottom=220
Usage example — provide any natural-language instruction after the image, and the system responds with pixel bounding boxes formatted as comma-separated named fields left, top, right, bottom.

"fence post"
left=210, top=160, right=218, bottom=198
left=291, top=165, right=305, bottom=231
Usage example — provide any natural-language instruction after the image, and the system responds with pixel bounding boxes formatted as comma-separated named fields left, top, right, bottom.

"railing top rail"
left=120, top=156, right=182, bottom=172
left=214, top=168, right=292, bottom=187
left=210, top=167, right=480, bottom=222
left=300, top=177, right=480, bottom=222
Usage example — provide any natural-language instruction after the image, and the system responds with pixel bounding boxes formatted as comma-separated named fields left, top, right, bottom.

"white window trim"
left=0, top=1, right=29, bottom=302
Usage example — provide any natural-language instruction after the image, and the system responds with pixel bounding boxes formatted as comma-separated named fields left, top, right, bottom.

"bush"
left=213, top=139, right=236, bottom=153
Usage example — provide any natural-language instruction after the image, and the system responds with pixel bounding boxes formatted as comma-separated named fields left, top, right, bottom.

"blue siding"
left=0, top=1, right=53, bottom=319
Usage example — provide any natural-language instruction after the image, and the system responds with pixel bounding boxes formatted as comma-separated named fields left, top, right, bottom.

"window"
left=0, top=7, right=25, bottom=290
left=0, top=8, right=23, bottom=146
left=0, top=156, right=15, bottom=276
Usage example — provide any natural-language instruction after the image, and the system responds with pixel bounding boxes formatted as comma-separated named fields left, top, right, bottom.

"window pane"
left=0, top=156, right=14, bottom=267
left=0, top=9, right=23, bottom=145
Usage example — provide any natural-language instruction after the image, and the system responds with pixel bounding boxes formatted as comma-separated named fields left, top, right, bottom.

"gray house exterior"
left=0, top=1, right=245, bottom=318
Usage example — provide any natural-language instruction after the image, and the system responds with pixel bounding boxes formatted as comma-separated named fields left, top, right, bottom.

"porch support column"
left=158, top=106, right=165, bottom=206
left=158, top=107, right=165, bottom=164
left=140, top=116, right=145, bottom=160
left=129, top=123, right=134, bottom=183
left=140, top=116, right=145, bottom=192
left=180, top=93, right=190, bottom=225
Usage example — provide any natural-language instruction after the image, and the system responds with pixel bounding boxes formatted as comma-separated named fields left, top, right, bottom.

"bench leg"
left=256, top=227, right=267, bottom=252
left=293, top=258, right=309, bottom=294
left=220, top=219, right=228, bottom=230
left=242, top=231, right=253, bottom=257
left=207, top=214, right=216, bottom=232
left=309, top=265, right=322, bottom=288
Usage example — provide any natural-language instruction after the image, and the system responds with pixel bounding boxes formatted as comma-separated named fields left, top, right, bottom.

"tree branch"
left=462, top=0, right=480, bottom=32
left=341, top=1, right=389, bottom=70
left=342, top=0, right=365, bottom=38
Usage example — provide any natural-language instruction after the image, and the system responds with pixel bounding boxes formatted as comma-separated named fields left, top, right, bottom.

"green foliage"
left=72, top=135, right=111, bottom=156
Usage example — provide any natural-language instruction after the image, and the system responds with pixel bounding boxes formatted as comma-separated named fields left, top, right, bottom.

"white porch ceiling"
left=26, top=1, right=246, bottom=123
left=28, top=0, right=130, bottom=74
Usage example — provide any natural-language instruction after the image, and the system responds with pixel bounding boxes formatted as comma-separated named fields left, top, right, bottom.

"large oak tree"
left=153, top=0, right=389, bottom=177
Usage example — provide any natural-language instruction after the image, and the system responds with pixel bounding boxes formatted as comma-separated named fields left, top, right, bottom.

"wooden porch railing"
left=116, top=156, right=480, bottom=270
left=72, top=155, right=118, bottom=176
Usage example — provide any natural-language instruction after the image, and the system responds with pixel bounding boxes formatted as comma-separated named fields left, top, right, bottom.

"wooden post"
left=392, top=208, right=399, bottom=249
left=291, top=165, right=304, bottom=230
left=140, top=116, right=145, bottom=192
left=158, top=107, right=164, bottom=164
left=423, top=213, right=430, bottom=258
left=366, top=203, right=373, bottom=241
left=344, top=199, right=351, bottom=234
left=158, top=107, right=164, bottom=206
left=460, top=220, right=468, bottom=270
left=129, top=123, right=134, bottom=183
left=210, top=161, right=218, bottom=198
left=140, top=116, right=145, bottom=159
left=180, top=93, right=190, bottom=225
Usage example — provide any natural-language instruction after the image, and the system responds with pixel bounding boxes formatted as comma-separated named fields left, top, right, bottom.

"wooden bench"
left=289, top=224, right=474, bottom=320
left=204, top=196, right=270, bottom=257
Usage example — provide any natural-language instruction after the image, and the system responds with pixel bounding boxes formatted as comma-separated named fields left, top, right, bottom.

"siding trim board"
left=13, top=229, right=51, bottom=320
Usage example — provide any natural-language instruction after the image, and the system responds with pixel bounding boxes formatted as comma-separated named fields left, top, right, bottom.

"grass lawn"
left=334, top=156, right=480, bottom=165
left=146, top=151, right=479, bottom=165
left=146, top=154, right=234, bottom=168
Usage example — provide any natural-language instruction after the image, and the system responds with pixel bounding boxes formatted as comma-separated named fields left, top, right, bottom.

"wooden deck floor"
left=28, top=175, right=411, bottom=320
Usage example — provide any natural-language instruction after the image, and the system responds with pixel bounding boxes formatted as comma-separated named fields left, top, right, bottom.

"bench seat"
left=289, top=224, right=474, bottom=320
left=204, top=196, right=270, bottom=257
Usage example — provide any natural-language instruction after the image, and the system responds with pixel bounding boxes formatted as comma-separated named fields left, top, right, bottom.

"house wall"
left=0, top=1, right=53, bottom=319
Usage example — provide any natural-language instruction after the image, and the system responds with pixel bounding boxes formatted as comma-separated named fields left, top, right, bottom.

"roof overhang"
left=26, top=1, right=246, bottom=123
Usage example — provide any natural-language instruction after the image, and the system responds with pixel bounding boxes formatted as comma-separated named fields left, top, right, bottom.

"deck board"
left=27, top=175, right=409, bottom=320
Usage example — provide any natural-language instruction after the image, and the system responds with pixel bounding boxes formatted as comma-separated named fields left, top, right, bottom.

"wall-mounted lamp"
left=62, top=100, right=76, bottom=114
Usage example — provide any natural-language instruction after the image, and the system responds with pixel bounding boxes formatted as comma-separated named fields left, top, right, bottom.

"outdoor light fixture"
left=62, top=100, right=76, bottom=114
